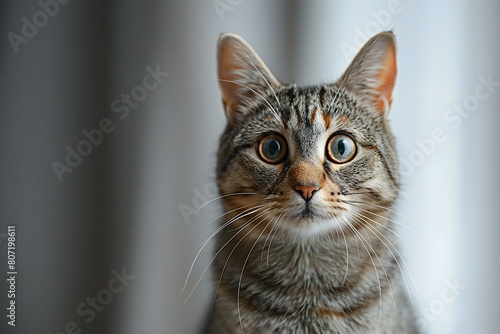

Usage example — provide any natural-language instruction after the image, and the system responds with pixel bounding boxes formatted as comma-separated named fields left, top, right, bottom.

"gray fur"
left=210, top=32, right=419, bottom=334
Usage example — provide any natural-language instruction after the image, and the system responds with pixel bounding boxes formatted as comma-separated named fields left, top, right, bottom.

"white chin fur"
left=285, top=212, right=349, bottom=240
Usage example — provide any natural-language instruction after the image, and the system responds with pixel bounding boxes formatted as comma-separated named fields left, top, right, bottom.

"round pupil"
left=264, top=139, right=281, bottom=159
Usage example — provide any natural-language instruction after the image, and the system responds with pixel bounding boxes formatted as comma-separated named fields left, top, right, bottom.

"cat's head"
left=216, top=32, right=399, bottom=239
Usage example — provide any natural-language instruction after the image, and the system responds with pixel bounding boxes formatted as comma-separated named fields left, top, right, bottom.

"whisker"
left=344, top=211, right=406, bottom=315
left=237, top=211, right=276, bottom=333
left=362, top=214, right=419, bottom=257
left=343, top=200, right=422, bottom=233
left=349, top=210, right=420, bottom=312
left=334, top=216, right=349, bottom=286
left=218, top=79, right=280, bottom=120
left=246, top=55, right=282, bottom=109
left=332, top=55, right=355, bottom=106
left=201, top=205, right=248, bottom=230
left=342, top=216, right=385, bottom=328
left=189, top=207, right=271, bottom=307
left=343, top=200, right=422, bottom=234
left=211, top=209, right=275, bottom=315
left=267, top=214, right=285, bottom=267
left=227, top=205, right=275, bottom=233
left=343, top=202, right=423, bottom=251
left=200, top=206, right=264, bottom=247
left=193, top=192, right=257, bottom=214
left=260, top=213, right=282, bottom=264
left=182, top=205, right=264, bottom=296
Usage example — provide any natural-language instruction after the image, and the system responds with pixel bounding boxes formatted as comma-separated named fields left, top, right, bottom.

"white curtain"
left=1, top=1, right=498, bottom=333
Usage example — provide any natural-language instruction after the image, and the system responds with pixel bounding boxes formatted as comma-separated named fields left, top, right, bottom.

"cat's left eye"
left=257, top=134, right=287, bottom=164
left=326, top=133, right=357, bottom=164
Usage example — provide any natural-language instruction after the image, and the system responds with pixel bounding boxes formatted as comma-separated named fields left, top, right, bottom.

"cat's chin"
left=286, top=213, right=348, bottom=239
left=293, top=205, right=319, bottom=220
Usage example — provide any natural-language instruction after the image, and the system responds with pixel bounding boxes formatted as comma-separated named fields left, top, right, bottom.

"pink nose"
left=294, top=185, right=320, bottom=201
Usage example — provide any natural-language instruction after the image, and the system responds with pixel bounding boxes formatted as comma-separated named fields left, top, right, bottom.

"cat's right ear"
left=217, top=33, right=281, bottom=124
left=338, top=31, right=397, bottom=117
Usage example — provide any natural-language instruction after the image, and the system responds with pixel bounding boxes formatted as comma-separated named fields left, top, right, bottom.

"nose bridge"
left=295, top=126, right=319, bottom=160
left=289, top=160, right=322, bottom=187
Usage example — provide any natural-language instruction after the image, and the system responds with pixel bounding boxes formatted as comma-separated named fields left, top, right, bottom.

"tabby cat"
left=209, top=31, right=419, bottom=333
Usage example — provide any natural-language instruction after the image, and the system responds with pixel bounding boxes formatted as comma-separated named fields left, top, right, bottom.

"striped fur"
left=210, top=32, right=419, bottom=334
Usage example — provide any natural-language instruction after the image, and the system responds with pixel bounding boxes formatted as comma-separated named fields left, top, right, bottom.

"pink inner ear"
left=217, top=39, right=249, bottom=122
left=218, top=42, right=238, bottom=106
left=374, top=43, right=397, bottom=114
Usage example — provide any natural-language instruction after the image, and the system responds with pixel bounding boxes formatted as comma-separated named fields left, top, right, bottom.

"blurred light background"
left=0, top=0, right=499, bottom=333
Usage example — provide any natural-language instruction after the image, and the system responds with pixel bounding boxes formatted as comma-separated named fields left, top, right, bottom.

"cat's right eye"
left=257, top=134, right=287, bottom=164
left=326, top=133, right=357, bottom=164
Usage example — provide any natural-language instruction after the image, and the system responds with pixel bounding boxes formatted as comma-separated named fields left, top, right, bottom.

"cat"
left=209, top=31, right=419, bottom=333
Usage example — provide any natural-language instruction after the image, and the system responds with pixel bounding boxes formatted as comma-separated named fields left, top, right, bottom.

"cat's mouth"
left=287, top=202, right=348, bottom=235
left=294, top=203, right=324, bottom=220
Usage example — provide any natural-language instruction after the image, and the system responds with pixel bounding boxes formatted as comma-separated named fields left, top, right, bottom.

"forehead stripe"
left=322, top=113, right=332, bottom=129
left=308, top=107, right=317, bottom=126
left=294, top=107, right=302, bottom=126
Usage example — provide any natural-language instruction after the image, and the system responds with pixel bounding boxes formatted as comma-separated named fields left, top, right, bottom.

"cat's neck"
left=212, top=211, right=402, bottom=330
left=215, top=211, right=398, bottom=290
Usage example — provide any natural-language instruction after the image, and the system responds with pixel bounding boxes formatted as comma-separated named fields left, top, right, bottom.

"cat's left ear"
left=217, top=33, right=281, bottom=124
left=338, top=31, right=397, bottom=116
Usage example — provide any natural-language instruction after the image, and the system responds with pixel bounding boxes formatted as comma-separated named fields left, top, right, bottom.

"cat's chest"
left=224, top=241, right=359, bottom=303
left=213, top=231, right=403, bottom=333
